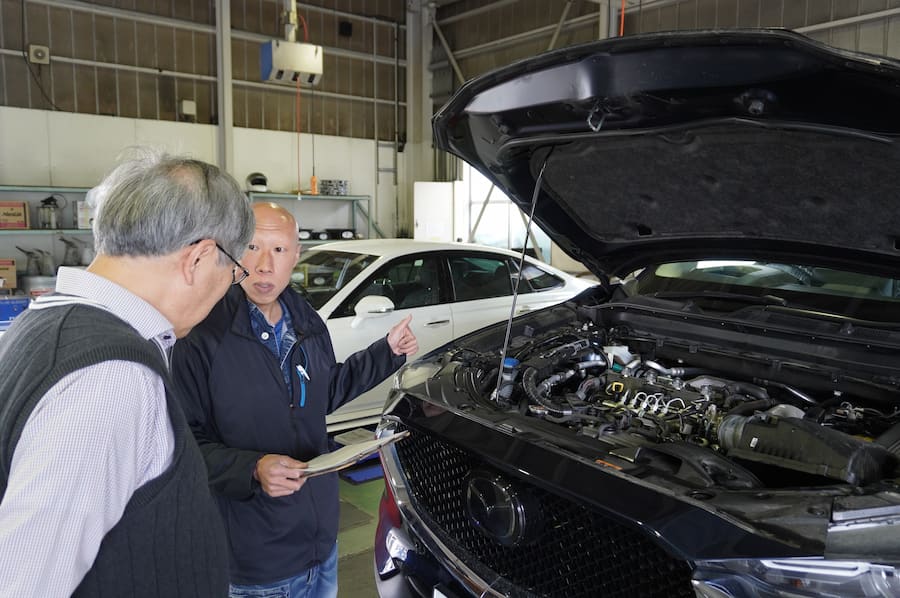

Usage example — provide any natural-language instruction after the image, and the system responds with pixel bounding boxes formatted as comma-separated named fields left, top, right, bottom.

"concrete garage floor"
left=337, top=469, right=383, bottom=598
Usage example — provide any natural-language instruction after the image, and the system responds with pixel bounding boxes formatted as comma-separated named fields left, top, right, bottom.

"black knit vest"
left=0, top=302, right=228, bottom=597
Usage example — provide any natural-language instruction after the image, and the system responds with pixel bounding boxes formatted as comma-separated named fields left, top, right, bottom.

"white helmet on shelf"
left=245, top=172, right=268, bottom=192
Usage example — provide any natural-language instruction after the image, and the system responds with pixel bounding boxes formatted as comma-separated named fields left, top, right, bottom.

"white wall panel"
left=858, top=19, right=888, bottom=54
left=134, top=120, right=216, bottom=163
left=47, top=113, right=136, bottom=187
left=0, top=107, right=215, bottom=187
left=231, top=127, right=393, bottom=236
left=888, top=14, right=900, bottom=56
left=314, top=136, right=356, bottom=183
left=233, top=127, right=305, bottom=193
left=0, top=106, right=399, bottom=237
left=0, top=108, right=51, bottom=186
left=829, top=24, right=859, bottom=50
left=348, top=141, right=376, bottom=199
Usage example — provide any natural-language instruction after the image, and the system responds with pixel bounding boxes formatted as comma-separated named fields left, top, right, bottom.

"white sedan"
left=292, top=239, right=597, bottom=432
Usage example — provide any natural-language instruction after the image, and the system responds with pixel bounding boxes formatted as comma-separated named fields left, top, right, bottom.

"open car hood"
left=433, top=29, right=900, bottom=278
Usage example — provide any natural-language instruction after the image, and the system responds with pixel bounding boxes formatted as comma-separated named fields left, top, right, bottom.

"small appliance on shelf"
left=318, top=179, right=349, bottom=196
left=326, top=228, right=355, bottom=240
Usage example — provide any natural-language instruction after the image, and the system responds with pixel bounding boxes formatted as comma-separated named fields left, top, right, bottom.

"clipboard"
left=302, top=431, right=410, bottom=478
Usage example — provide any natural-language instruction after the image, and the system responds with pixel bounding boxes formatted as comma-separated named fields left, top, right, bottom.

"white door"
left=326, top=254, right=453, bottom=431
left=413, top=181, right=454, bottom=241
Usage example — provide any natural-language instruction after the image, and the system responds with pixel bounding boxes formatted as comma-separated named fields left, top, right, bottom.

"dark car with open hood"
left=373, top=29, right=900, bottom=598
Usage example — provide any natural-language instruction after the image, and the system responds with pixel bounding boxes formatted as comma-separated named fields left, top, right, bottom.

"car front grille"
left=395, top=428, right=695, bottom=598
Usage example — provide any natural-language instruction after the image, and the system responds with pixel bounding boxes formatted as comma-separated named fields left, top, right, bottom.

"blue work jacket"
left=172, top=285, right=405, bottom=584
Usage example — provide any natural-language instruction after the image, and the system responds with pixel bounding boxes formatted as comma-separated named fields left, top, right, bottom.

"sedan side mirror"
left=351, top=295, right=395, bottom=329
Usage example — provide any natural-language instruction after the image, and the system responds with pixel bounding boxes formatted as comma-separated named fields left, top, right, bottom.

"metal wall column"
left=215, top=0, right=233, bottom=174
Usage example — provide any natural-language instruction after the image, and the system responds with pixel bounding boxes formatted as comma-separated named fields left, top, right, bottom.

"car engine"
left=458, top=316, right=900, bottom=490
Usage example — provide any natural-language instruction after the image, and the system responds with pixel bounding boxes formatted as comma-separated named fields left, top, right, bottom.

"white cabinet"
left=248, top=192, right=380, bottom=245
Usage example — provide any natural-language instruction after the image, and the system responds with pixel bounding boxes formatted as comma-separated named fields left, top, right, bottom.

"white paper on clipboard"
left=302, top=431, right=409, bottom=477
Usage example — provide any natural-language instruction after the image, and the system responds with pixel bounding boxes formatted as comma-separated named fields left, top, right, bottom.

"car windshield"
left=630, top=260, right=900, bottom=321
left=292, top=249, right=378, bottom=310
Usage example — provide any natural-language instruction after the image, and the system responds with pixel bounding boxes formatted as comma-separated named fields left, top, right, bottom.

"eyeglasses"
left=192, top=239, right=249, bottom=285
left=215, top=243, right=250, bottom=285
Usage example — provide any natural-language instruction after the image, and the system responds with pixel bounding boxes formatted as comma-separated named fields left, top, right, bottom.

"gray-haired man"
left=0, top=149, right=254, bottom=597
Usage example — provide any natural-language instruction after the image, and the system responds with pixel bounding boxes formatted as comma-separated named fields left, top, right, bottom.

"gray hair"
left=88, top=148, right=254, bottom=261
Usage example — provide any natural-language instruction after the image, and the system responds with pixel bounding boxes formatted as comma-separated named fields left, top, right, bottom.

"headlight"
left=391, top=366, right=404, bottom=390
left=393, top=360, right=442, bottom=391
left=693, top=558, right=900, bottom=597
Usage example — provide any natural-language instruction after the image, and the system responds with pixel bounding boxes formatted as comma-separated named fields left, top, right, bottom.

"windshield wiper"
left=654, top=291, right=900, bottom=330
left=760, top=305, right=900, bottom=330
left=651, top=291, right=789, bottom=307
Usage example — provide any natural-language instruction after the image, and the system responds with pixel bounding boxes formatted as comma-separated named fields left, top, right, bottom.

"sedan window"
left=513, top=261, right=564, bottom=292
left=332, top=255, right=443, bottom=318
left=393, top=257, right=442, bottom=309
left=291, top=250, right=378, bottom=310
left=449, top=256, right=512, bottom=301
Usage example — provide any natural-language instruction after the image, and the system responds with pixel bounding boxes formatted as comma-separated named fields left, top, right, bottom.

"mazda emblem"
left=465, top=470, right=542, bottom=546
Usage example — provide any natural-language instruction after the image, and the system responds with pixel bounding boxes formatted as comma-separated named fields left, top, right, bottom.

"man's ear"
left=181, top=239, right=216, bottom=285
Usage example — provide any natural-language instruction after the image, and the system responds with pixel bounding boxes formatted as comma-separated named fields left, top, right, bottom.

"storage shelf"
left=0, top=185, right=91, bottom=194
left=0, top=187, right=94, bottom=286
left=248, top=191, right=383, bottom=240
left=0, top=229, right=91, bottom=235
left=248, top=192, right=369, bottom=202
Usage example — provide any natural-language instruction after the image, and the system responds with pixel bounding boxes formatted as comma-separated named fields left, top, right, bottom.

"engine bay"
left=453, top=310, right=900, bottom=491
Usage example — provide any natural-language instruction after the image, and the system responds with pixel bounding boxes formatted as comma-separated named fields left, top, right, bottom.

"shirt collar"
left=247, top=299, right=290, bottom=331
left=53, top=266, right=176, bottom=345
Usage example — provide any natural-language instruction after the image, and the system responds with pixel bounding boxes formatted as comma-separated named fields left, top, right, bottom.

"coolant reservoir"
left=497, top=357, right=520, bottom=401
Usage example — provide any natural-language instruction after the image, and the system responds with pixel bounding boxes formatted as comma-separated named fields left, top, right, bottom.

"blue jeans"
left=228, top=544, right=338, bottom=598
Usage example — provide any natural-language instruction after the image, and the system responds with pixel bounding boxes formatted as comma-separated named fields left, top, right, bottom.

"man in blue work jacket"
left=172, top=202, right=418, bottom=597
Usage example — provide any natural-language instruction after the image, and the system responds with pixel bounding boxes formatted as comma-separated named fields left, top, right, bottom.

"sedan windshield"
left=292, top=250, right=378, bottom=310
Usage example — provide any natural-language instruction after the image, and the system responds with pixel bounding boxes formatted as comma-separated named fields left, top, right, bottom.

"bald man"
left=172, top=202, right=417, bottom=597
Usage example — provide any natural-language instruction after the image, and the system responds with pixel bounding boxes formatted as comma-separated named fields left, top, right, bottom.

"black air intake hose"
left=521, top=367, right=572, bottom=417
left=718, top=414, right=894, bottom=486
left=875, top=421, right=900, bottom=455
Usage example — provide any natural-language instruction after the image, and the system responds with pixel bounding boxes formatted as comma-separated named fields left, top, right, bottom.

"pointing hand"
left=387, top=314, right=418, bottom=356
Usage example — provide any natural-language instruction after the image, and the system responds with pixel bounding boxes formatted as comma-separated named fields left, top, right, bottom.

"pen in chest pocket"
left=295, top=363, right=310, bottom=407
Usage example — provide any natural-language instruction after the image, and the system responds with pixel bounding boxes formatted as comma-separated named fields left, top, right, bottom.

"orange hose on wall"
left=294, top=14, right=311, bottom=194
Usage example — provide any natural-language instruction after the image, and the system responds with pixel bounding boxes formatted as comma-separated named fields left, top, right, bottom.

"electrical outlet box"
left=179, top=99, right=197, bottom=118
left=28, top=44, right=50, bottom=65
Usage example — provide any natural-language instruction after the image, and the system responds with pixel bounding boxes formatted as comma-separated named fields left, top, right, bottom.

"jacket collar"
left=222, top=285, right=327, bottom=341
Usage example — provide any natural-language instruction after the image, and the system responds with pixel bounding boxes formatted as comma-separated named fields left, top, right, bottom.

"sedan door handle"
left=515, top=306, right=532, bottom=313
left=424, top=319, right=450, bottom=327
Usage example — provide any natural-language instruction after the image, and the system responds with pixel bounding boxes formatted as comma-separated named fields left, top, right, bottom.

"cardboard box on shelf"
left=76, top=200, right=94, bottom=229
left=0, top=259, right=16, bottom=290
left=0, top=258, right=17, bottom=289
left=0, top=202, right=29, bottom=229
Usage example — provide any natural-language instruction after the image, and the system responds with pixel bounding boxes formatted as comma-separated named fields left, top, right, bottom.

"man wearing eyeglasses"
left=172, top=202, right=418, bottom=597
left=0, top=149, right=254, bottom=597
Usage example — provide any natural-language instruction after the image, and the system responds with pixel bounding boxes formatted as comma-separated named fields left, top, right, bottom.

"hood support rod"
left=493, top=158, right=548, bottom=403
